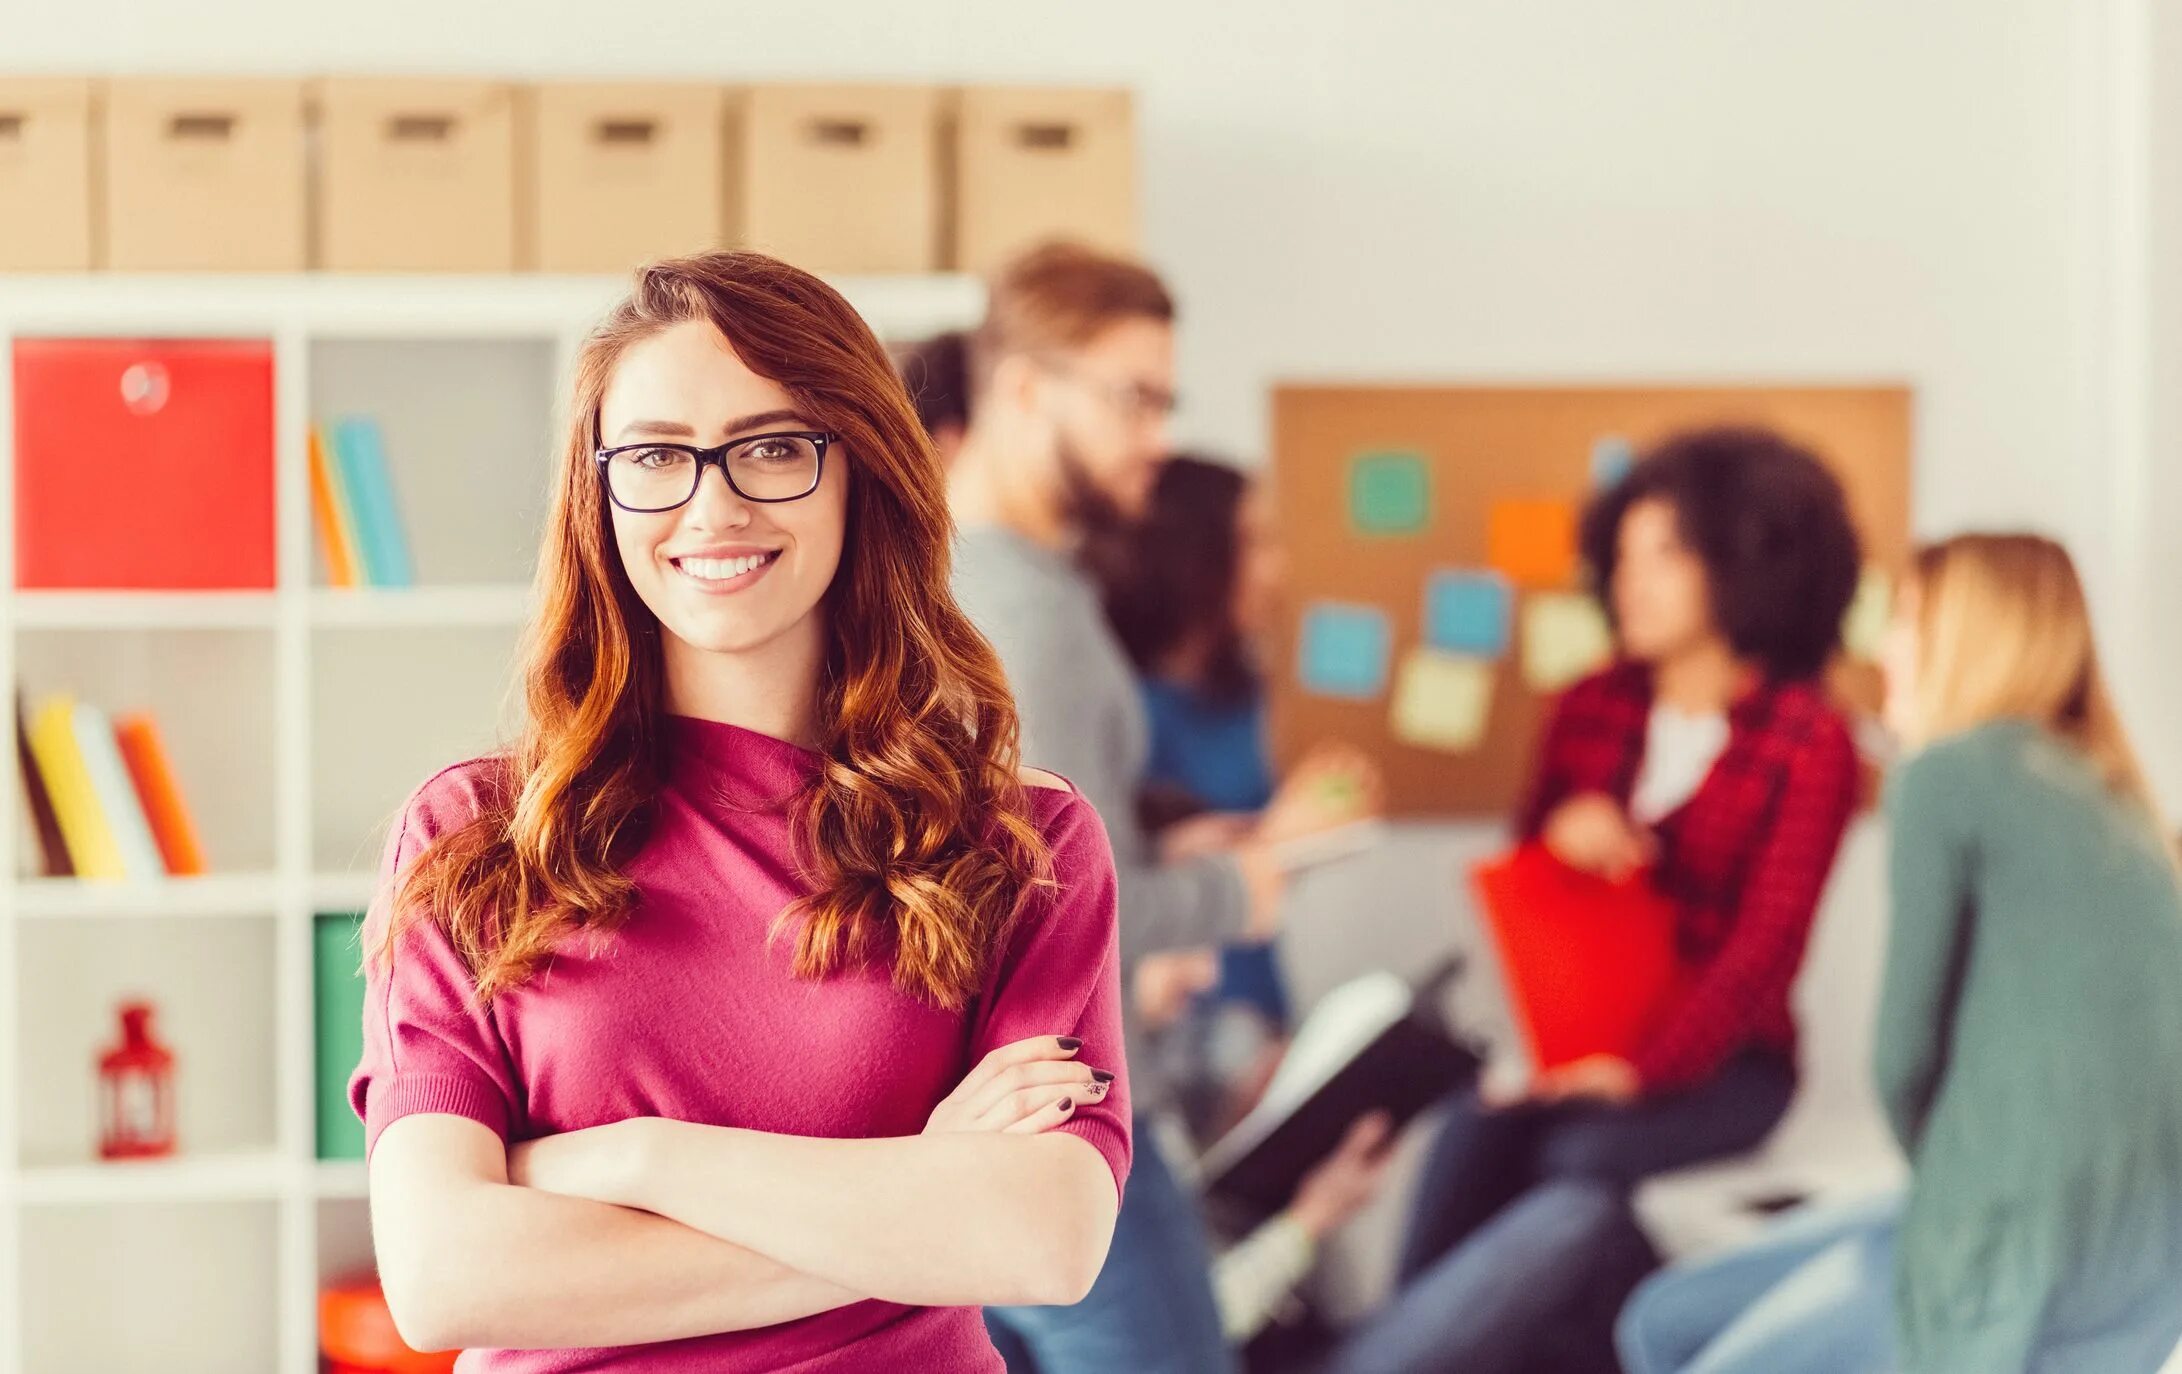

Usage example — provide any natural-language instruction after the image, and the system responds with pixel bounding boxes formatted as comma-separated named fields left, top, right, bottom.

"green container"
left=314, top=911, right=368, bottom=1160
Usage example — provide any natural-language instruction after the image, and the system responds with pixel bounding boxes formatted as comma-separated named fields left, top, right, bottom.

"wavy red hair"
left=383, top=251, right=1048, bottom=1010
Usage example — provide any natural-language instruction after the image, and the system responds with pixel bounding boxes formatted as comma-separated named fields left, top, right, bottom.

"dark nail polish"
left=1091, top=1069, right=1116, bottom=1084
left=1058, top=1097, right=1073, bottom=1112
left=1056, top=1036, right=1083, bottom=1052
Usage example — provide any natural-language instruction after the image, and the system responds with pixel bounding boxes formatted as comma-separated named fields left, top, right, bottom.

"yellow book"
left=309, top=426, right=360, bottom=589
left=27, top=695, right=125, bottom=880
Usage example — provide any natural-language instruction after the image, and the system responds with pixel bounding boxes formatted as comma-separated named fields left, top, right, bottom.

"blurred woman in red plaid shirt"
left=1336, top=427, right=1864, bottom=1374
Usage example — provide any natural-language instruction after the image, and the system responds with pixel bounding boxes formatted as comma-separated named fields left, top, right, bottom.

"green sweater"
left=1879, top=720, right=2182, bottom=1373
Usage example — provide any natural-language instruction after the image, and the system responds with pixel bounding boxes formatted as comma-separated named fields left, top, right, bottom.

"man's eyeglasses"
left=1040, top=360, right=1179, bottom=424
left=593, top=431, right=833, bottom=512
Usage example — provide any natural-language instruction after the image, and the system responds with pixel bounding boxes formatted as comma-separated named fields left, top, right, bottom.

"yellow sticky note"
left=1390, top=649, right=1495, bottom=752
left=1842, top=567, right=1891, bottom=662
left=1521, top=592, right=1614, bottom=692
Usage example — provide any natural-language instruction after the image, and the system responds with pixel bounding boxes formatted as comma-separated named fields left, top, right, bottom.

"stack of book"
left=310, top=416, right=416, bottom=588
left=18, top=693, right=206, bottom=881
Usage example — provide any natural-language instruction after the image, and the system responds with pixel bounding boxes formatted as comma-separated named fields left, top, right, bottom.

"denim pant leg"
left=1331, top=1177, right=1634, bottom=1374
left=1618, top=1192, right=1906, bottom=1374
left=1395, top=1089, right=1546, bottom=1286
left=983, top=1118, right=1236, bottom=1374
left=1536, top=1052, right=1798, bottom=1186
left=1685, top=1205, right=1900, bottom=1374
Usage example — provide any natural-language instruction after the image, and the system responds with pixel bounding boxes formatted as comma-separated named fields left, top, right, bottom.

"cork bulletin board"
left=1268, top=384, right=1913, bottom=818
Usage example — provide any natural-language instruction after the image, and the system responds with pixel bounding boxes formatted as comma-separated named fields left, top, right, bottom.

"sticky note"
left=1841, top=567, right=1891, bottom=662
left=1298, top=602, right=1393, bottom=700
left=1487, top=498, right=1579, bottom=588
left=1424, top=569, right=1512, bottom=656
left=1522, top=592, right=1615, bottom=692
left=1348, top=451, right=1431, bottom=535
left=1591, top=435, right=1636, bottom=488
left=1390, top=649, right=1495, bottom=752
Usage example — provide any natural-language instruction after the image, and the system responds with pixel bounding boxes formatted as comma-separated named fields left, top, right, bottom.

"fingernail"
left=1091, top=1069, right=1116, bottom=1084
left=1056, top=1036, right=1083, bottom=1052
left=1058, top=1097, right=1073, bottom=1112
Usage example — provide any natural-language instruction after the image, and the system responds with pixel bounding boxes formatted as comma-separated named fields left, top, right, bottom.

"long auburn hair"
left=384, top=251, right=1049, bottom=1010
left=1904, top=533, right=2163, bottom=831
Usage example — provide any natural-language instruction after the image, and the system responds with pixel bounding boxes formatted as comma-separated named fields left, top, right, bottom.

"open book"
left=1194, top=959, right=1480, bottom=1231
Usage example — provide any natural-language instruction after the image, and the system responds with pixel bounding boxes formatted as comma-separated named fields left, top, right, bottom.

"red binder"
left=13, top=338, right=275, bottom=589
left=1471, top=843, right=1683, bottom=1071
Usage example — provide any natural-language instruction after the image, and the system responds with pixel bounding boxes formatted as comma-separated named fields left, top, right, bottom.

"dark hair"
left=1580, top=425, right=1862, bottom=680
left=893, top=330, right=970, bottom=439
left=1086, top=454, right=1258, bottom=703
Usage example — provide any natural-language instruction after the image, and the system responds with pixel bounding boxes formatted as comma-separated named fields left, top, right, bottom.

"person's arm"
left=371, top=1114, right=863, bottom=1352
left=515, top=784, right=1133, bottom=1309
left=1629, top=709, right=1860, bottom=1092
left=1871, top=747, right=1976, bottom=1155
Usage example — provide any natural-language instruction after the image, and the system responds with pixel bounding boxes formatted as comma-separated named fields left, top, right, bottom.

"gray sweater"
left=954, top=524, right=1252, bottom=1110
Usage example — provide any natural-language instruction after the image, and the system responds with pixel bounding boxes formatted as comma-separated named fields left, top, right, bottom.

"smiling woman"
left=348, top=252, right=1130, bottom=1372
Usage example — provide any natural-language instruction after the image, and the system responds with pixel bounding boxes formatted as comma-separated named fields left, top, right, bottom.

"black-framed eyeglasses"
left=593, top=431, right=834, bottom=512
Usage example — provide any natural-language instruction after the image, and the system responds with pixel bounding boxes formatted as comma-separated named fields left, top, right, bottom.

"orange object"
left=321, top=1279, right=459, bottom=1373
left=112, top=714, right=206, bottom=876
left=1471, top=843, right=1682, bottom=1070
left=1486, top=498, right=1579, bottom=589
left=309, top=426, right=358, bottom=588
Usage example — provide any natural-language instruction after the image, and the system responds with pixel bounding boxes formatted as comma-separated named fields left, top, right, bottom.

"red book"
left=13, top=339, right=274, bottom=589
left=1470, top=843, right=1683, bottom=1071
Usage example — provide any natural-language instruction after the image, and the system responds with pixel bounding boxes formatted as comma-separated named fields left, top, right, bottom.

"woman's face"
left=1881, top=577, right=1922, bottom=740
left=598, top=319, right=849, bottom=664
left=1611, top=497, right=1716, bottom=663
left=1231, top=481, right=1285, bottom=642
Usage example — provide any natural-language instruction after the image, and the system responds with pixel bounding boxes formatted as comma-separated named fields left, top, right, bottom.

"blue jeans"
left=1617, top=1191, right=1901, bottom=1374
left=984, top=1115, right=1235, bottom=1374
left=1331, top=1051, right=1795, bottom=1374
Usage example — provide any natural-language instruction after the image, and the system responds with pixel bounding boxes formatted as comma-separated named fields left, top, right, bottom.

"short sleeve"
left=347, top=759, right=524, bottom=1159
left=968, top=786, right=1133, bottom=1200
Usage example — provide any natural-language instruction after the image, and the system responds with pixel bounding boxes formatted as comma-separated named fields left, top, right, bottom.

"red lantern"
left=98, top=1000, right=176, bottom=1160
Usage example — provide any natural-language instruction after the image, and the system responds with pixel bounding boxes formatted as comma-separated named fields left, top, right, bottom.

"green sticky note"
left=1349, top=451, right=1431, bottom=534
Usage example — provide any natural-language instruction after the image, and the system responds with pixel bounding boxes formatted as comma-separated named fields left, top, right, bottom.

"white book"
left=70, top=701, right=167, bottom=881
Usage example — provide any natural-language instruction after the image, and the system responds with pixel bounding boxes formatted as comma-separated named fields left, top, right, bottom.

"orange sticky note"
left=1487, top=499, right=1579, bottom=589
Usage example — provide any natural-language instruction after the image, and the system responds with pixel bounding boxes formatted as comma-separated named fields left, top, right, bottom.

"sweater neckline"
left=665, top=713, right=822, bottom=803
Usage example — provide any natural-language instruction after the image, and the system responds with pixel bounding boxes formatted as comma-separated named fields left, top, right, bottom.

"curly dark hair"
left=1084, top=454, right=1258, bottom=704
left=1580, top=425, right=1862, bottom=680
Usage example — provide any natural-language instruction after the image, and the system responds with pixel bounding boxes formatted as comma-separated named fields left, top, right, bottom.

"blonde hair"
left=1904, top=533, right=2162, bottom=828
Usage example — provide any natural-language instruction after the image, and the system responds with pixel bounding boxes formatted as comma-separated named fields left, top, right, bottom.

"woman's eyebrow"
left=610, top=410, right=807, bottom=444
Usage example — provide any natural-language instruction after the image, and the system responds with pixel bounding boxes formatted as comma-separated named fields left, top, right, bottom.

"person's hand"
left=1541, top=792, right=1655, bottom=880
left=1132, top=948, right=1221, bottom=1032
left=1258, top=744, right=1384, bottom=849
left=1158, top=811, right=1257, bottom=864
left=1485, top=1053, right=1642, bottom=1110
left=922, top=1035, right=1115, bottom=1136
left=1287, top=1112, right=1399, bottom=1239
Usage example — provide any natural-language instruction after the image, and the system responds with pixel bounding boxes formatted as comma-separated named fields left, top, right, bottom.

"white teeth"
left=678, top=553, right=772, bottom=581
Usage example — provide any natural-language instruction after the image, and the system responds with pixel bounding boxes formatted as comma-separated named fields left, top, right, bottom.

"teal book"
left=314, top=912, right=368, bottom=1160
left=331, top=417, right=416, bottom=588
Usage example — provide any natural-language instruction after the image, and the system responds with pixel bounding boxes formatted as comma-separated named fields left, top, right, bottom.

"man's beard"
left=1054, top=436, right=1131, bottom=547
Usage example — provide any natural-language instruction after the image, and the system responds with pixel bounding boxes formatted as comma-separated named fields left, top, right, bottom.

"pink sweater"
left=350, top=715, right=1131, bottom=1372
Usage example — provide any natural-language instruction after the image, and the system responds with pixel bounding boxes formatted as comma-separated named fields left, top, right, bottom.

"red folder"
left=1471, top=843, right=1682, bottom=1071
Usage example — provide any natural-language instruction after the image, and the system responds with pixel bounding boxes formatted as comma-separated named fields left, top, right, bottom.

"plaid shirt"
left=1516, top=662, right=1859, bottom=1093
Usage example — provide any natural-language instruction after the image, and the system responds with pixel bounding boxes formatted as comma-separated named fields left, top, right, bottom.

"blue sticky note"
left=1591, top=434, right=1635, bottom=489
left=1348, top=451, right=1431, bottom=535
left=1424, top=570, right=1512, bottom=656
left=1298, top=602, right=1392, bottom=700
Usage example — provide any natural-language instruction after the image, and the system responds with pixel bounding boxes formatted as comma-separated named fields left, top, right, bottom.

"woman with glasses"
left=352, top=251, right=1130, bottom=1371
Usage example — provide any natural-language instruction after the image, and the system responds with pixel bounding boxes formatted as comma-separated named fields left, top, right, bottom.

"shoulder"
left=1546, top=662, right=1650, bottom=733
left=1886, top=727, right=2005, bottom=825
left=1018, top=765, right=1075, bottom=794
left=1754, top=679, right=1854, bottom=749
left=388, top=753, right=513, bottom=864
left=1013, top=770, right=1115, bottom=880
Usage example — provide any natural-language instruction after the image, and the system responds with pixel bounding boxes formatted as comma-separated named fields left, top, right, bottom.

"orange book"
left=112, top=714, right=206, bottom=876
left=309, top=426, right=358, bottom=588
left=1470, top=843, right=1682, bottom=1071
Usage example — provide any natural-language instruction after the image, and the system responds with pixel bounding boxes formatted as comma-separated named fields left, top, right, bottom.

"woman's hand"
left=1132, top=947, right=1221, bottom=1032
left=1258, top=743, right=1384, bottom=848
left=1541, top=792, right=1655, bottom=880
left=1158, top=811, right=1258, bottom=863
left=1286, top=1112, right=1399, bottom=1240
left=922, top=1035, right=1115, bottom=1136
left=1485, top=1053, right=1641, bottom=1110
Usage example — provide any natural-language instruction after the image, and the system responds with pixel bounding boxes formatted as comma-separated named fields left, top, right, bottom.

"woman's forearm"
left=559, top=1121, right=1118, bottom=1309
left=374, top=1131, right=862, bottom=1351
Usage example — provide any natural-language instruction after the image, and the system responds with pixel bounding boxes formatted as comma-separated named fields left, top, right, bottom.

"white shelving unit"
left=0, top=271, right=983, bottom=1374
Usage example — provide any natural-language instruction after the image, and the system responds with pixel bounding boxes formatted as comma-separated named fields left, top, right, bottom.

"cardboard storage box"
left=532, top=82, right=725, bottom=272
left=0, top=77, right=97, bottom=270
left=103, top=77, right=307, bottom=271
left=316, top=77, right=524, bottom=272
left=732, top=84, right=939, bottom=274
left=951, top=86, right=1136, bottom=274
